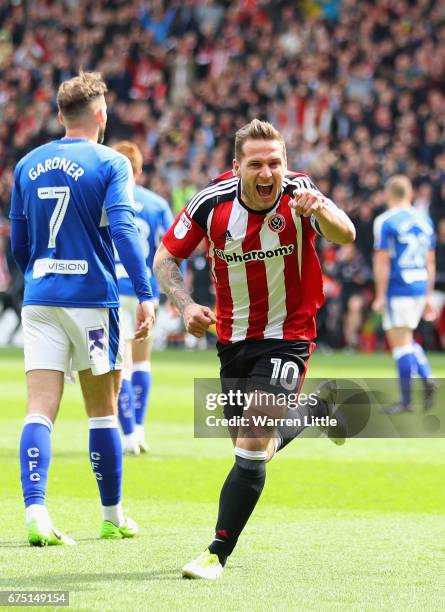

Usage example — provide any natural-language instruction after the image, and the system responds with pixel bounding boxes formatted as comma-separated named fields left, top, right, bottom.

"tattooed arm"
left=153, top=243, right=193, bottom=313
left=154, top=243, right=216, bottom=337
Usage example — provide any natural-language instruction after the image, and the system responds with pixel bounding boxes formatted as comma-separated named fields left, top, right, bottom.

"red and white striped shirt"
left=163, top=170, right=336, bottom=344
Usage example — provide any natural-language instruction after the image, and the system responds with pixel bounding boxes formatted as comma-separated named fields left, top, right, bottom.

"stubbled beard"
left=98, top=124, right=105, bottom=144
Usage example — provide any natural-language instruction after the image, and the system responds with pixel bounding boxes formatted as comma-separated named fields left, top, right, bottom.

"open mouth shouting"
left=256, top=183, right=274, bottom=198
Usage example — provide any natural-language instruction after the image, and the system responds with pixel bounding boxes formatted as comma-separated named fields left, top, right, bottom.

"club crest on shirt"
left=87, top=327, right=105, bottom=360
left=174, top=212, right=192, bottom=240
left=268, top=213, right=286, bottom=233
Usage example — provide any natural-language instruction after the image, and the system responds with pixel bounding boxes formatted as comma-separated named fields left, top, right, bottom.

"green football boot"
left=182, top=549, right=223, bottom=580
left=28, top=520, right=76, bottom=547
left=100, top=517, right=138, bottom=540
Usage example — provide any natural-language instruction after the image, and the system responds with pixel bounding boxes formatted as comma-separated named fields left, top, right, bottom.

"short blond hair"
left=234, top=119, right=286, bottom=160
left=385, top=175, right=413, bottom=202
left=112, top=141, right=143, bottom=174
left=57, top=71, right=107, bottom=122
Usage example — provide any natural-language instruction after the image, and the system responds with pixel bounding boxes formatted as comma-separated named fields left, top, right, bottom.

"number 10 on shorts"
left=270, top=358, right=300, bottom=391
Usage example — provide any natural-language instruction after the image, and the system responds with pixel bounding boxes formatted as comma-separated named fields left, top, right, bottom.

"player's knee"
left=83, top=392, right=117, bottom=418
left=27, top=394, right=60, bottom=419
left=26, top=404, right=58, bottom=422
left=235, top=436, right=269, bottom=453
left=86, top=403, right=116, bottom=418
left=265, top=437, right=278, bottom=462
left=387, top=327, right=412, bottom=348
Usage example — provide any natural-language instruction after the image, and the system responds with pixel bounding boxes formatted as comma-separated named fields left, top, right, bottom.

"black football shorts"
left=217, top=338, right=315, bottom=419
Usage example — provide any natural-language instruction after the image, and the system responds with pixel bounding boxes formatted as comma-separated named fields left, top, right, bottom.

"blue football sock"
left=393, top=346, right=416, bottom=407
left=132, top=362, right=151, bottom=426
left=117, top=375, right=135, bottom=435
left=20, top=414, right=53, bottom=508
left=412, top=342, right=433, bottom=380
left=89, top=416, right=122, bottom=507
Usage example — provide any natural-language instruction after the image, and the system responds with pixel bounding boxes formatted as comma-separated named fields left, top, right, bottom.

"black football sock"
left=208, top=453, right=266, bottom=566
left=275, top=395, right=330, bottom=452
left=274, top=407, right=307, bottom=452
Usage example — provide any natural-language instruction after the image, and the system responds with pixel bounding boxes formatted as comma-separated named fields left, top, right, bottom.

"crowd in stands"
left=0, top=0, right=444, bottom=349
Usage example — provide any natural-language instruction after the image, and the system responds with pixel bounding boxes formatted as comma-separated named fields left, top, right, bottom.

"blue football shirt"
left=10, top=137, right=152, bottom=307
left=116, top=184, right=173, bottom=299
left=373, top=207, right=435, bottom=297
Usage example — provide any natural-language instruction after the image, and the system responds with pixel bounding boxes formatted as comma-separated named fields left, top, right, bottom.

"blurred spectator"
left=413, top=182, right=433, bottom=216
left=335, top=243, right=372, bottom=350
left=171, top=177, right=198, bottom=215
left=433, top=219, right=445, bottom=349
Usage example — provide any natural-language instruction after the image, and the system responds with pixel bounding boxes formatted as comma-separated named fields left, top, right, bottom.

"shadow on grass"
left=0, top=571, right=181, bottom=588
left=0, top=538, right=115, bottom=547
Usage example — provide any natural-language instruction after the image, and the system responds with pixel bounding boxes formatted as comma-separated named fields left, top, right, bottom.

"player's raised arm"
left=290, top=185, right=356, bottom=244
left=154, top=242, right=216, bottom=337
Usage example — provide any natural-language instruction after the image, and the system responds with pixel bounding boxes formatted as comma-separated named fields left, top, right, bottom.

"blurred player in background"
left=10, top=72, right=155, bottom=546
left=113, top=141, right=173, bottom=455
left=154, top=119, right=355, bottom=579
left=373, top=175, right=436, bottom=413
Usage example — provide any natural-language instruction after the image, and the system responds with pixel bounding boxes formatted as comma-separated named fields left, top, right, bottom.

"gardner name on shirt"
left=28, top=157, right=85, bottom=181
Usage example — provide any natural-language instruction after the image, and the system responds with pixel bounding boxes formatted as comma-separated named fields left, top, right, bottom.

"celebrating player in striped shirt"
left=154, top=119, right=355, bottom=579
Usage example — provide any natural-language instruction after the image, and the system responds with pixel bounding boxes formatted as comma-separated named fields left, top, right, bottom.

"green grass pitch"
left=1, top=348, right=445, bottom=611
